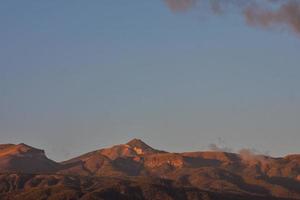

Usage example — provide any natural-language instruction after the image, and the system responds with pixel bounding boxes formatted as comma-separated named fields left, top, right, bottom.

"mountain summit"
left=126, top=138, right=149, bottom=148
left=126, top=138, right=161, bottom=155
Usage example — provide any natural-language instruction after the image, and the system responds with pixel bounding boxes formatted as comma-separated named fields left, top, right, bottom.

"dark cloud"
left=244, top=1, right=300, bottom=35
left=164, top=0, right=197, bottom=12
left=164, top=0, right=300, bottom=36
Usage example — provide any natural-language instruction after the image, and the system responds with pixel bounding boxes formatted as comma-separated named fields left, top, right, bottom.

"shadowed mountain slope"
left=0, top=173, right=298, bottom=200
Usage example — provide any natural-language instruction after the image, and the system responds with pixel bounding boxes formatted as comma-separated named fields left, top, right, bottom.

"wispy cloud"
left=208, top=137, right=233, bottom=153
left=238, top=148, right=271, bottom=168
left=208, top=143, right=233, bottom=152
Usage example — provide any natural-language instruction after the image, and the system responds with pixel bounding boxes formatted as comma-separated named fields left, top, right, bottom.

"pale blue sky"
left=0, top=0, right=299, bottom=161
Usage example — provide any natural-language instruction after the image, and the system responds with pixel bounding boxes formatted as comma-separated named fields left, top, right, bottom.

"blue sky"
left=0, top=0, right=299, bottom=161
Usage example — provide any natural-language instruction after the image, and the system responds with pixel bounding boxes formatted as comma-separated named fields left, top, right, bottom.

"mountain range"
left=0, top=139, right=299, bottom=200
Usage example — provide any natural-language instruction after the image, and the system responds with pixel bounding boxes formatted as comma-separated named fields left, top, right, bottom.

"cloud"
left=208, top=143, right=233, bottom=152
left=208, top=137, right=233, bottom=153
left=244, top=1, right=300, bottom=35
left=164, top=0, right=197, bottom=12
left=238, top=148, right=270, bottom=167
left=164, top=0, right=300, bottom=36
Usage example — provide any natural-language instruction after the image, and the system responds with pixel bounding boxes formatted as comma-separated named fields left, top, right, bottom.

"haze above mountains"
left=0, top=139, right=299, bottom=200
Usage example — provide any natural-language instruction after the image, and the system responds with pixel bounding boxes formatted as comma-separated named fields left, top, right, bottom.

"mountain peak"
left=127, top=138, right=147, bottom=147
left=126, top=138, right=161, bottom=155
left=16, top=143, right=34, bottom=149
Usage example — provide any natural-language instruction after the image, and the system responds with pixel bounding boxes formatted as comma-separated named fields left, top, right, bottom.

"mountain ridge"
left=0, top=139, right=299, bottom=200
